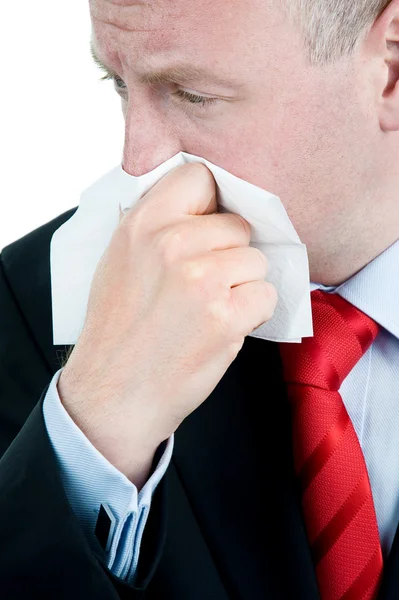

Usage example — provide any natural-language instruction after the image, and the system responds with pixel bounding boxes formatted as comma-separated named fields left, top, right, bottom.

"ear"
left=370, top=0, right=399, bottom=131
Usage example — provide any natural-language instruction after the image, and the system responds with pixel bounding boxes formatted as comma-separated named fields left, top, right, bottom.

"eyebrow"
left=90, top=40, right=240, bottom=89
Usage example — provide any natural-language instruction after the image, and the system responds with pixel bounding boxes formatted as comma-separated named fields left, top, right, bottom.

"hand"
left=57, top=163, right=277, bottom=487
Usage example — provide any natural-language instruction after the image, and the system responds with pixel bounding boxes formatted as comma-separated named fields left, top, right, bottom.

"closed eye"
left=171, top=89, right=219, bottom=107
left=99, top=74, right=219, bottom=108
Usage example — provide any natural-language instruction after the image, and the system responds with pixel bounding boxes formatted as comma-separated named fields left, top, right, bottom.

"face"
left=89, top=0, right=399, bottom=285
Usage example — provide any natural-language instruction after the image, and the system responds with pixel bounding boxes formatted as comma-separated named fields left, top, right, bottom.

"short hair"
left=280, top=0, right=392, bottom=66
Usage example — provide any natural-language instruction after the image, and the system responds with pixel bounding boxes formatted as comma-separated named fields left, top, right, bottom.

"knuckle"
left=182, top=259, right=205, bottom=281
left=157, top=229, right=185, bottom=265
left=205, top=295, right=233, bottom=333
left=181, top=257, right=212, bottom=283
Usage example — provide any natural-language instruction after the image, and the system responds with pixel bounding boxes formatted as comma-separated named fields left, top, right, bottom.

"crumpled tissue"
left=50, top=152, right=313, bottom=345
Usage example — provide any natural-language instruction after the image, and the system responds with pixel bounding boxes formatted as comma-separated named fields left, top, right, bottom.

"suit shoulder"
left=0, top=207, right=78, bottom=373
left=1, top=207, right=78, bottom=272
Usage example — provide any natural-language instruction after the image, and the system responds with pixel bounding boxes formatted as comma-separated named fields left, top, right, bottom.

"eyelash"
left=172, top=89, right=218, bottom=108
left=99, top=74, right=218, bottom=108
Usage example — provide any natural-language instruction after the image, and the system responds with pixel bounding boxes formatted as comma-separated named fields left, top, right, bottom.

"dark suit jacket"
left=1, top=208, right=399, bottom=599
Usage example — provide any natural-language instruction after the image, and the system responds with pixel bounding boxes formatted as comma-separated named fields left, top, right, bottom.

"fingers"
left=185, top=246, right=268, bottom=289
left=127, top=163, right=218, bottom=232
left=231, top=279, right=278, bottom=336
left=155, top=212, right=251, bottom=259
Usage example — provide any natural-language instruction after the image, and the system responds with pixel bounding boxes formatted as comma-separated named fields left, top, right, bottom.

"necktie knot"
left=280, top=289, right=380, bottom=392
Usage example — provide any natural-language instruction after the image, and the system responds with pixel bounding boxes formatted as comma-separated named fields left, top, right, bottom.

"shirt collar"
left=310, top=239, right=399, bottom=340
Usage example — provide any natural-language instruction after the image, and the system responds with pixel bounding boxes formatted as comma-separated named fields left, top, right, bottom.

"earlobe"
left=380, top=81, right=399, bottom=131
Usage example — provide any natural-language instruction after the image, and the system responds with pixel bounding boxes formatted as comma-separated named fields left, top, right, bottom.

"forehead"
left=90, top=0, right=258, bottom=32
left=89, top=0, right=283, bottom=76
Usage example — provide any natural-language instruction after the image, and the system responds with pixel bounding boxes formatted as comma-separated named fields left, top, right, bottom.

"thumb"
left=202, top=186, right=218, bottom=215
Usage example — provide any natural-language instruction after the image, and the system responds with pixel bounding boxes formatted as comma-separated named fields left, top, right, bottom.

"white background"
left=0, top=1, right=125, bottom=250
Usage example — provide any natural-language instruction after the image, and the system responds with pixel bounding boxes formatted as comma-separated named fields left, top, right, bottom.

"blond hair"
left=280, top=0, right=392, bottom=66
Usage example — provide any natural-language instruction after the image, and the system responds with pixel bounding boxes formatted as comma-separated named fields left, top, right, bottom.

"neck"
left=309, top=189, right=399, bottom=286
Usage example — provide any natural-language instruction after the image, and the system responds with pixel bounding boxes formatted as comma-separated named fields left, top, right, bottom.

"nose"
left=121, top=93, right=184, bottom=177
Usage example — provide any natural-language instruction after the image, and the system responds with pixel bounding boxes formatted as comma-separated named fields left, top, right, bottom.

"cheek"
left=251, top=92, right=356, bottom=210
left=215, top=89, right=363, bottom=249
left=206, top=96, right=323, bottom=201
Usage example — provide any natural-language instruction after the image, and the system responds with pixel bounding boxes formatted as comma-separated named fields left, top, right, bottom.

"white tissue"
left=50, top=152, right=313, bottom=345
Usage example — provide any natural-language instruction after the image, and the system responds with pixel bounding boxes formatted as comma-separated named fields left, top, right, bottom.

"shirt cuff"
left=42, top=367, right=174, bottom=582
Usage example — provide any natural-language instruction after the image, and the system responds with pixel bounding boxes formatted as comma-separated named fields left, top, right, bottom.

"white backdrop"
left=0, top=1, right=125, bottom=250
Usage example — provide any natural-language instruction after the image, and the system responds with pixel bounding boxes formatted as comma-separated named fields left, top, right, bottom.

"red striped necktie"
left=279, top=289, right=383, bottom=600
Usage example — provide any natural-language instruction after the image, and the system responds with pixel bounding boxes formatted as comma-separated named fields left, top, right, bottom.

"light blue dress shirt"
left=43, top=370, right=174, bottom=582
left=43, top=237, right=399, bottom=583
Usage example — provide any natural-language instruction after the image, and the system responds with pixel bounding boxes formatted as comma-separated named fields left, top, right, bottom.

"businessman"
left=1, top=0, right=398, bottom=598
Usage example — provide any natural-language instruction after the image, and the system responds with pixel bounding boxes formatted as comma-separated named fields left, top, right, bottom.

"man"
left=0, top=0, right=398, bottom=597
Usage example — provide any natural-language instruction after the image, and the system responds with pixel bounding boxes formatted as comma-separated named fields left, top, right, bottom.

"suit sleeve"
left=0, top=253, right=168, bottom=599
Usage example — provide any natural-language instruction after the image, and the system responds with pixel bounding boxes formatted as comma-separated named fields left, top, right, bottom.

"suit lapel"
left=1, top=207, right=78, bottom=377
left=172, top=335, right=320, bottom=599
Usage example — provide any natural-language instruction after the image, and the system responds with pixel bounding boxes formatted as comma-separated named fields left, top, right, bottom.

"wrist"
left=57, top=370, right=163, bottom=489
